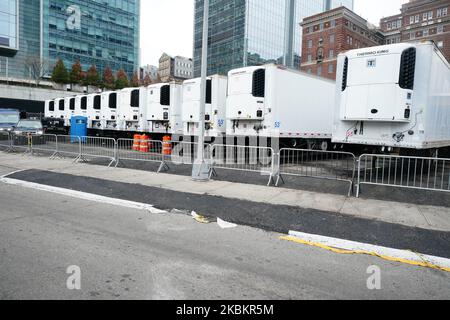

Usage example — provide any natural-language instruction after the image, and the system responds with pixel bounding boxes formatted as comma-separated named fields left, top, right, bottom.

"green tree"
left=103, top=66, right=115, bottom=90
left=115, top=69, right=129, bottom=89
left=69, top=60, right=83, bottom=84
left=51, top=59, right=69, bottom=84
left=86, top=64, right=100, bottom=87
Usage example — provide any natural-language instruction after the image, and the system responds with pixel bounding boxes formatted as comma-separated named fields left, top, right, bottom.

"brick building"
left=380, top=0, right=449, bottom=60
left=300, top=6, right=384, bottom=80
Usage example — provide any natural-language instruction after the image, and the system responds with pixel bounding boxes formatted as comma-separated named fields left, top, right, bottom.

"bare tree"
left=25, top=56, right=49, bottom=86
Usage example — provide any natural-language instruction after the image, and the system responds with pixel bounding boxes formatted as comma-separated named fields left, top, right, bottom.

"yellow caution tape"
left=280, top=235, right=450, bottom=273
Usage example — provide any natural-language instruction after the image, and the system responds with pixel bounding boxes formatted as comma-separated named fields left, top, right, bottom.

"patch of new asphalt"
left=6, top=169, right=450, bottom=259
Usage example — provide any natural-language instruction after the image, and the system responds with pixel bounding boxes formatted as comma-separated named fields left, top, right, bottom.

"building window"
left=397, top=20, right=402, bottom=28
left=307, top=68, right=312, bottom=74
left=317, top=66, right=322, bottom=76
left=410, top=32, right=415, bottom=39
left=387, top=22, right=391, bottom=30
left=423, top=13, right=428, bottom=21
left=436, top=8, right=447, bottom=18
left=308, top=39, right=312, bottom=48
left=423, top=29, right=429, bottom=37
left=437, top=25, right=444, bottom=34
left=329, top=49, right=334, bottom=59
left=328, top=64, right=334, bottom=74
left=428, top=11, right=433, bottom=20
left=415, top=15, right=419, bottom=23
left=331, top=20, right=336, bottom=28
left=437, top=41, right=444, bottom=48
left=307, top=54, right=312, bottom=62
left=330, top=34, right=335, bottom=43
left=410, top=16, right=414, bottom=24
left=317, top=48, right=324, bottom=62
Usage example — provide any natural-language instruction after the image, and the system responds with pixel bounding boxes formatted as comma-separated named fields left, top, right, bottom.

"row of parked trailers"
left=45, top=42, right=450, bottom=152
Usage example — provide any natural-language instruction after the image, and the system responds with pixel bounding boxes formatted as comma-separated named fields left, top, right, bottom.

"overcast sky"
left=140, top=0, right=408, bottom=66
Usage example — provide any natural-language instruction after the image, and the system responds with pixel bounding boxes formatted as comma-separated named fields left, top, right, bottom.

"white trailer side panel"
left=226, top=64, right=334, bottom=139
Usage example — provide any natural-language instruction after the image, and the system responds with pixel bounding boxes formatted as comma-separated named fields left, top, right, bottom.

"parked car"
left=0, top=109, right=20, bottom=133
left=13, top=119, right=44, bottom=136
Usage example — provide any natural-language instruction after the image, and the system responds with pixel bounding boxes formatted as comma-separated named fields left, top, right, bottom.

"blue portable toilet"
left=70, top=116, right=87, bottom=143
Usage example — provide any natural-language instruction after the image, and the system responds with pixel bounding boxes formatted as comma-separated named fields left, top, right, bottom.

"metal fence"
left=210, top=144, right=275, bottom=185
left=277, top=148, right=356, bottom=196
left=53, top=135, right=81, bottom=160
left=79, top=136, right=116, bottom=167
left=167, top=141, right=211, bottom=166
left=116, top=138, right=165, bottom=172
left=0, top=132, right=11, bottom=150
left=10, top=134, right=31, bottom=153
left=357, top=154, right=450, bottom=197
left=30, top=134, right=58, bottom=157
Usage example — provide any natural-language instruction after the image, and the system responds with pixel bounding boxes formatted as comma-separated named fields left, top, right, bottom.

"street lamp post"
left=192, top=0, right=211, bottom=181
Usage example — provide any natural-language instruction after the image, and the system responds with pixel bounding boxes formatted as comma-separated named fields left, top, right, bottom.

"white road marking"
left=288, top=230, right=450, bottom=270
left=0, top=176, right=166, bottom=214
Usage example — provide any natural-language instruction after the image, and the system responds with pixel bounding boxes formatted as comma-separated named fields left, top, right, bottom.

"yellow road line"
left=280, top=235, right=450, bottom=273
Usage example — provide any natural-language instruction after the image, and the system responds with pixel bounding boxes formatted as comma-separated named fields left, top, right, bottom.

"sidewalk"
left=0, top=152, right=449, bottom=232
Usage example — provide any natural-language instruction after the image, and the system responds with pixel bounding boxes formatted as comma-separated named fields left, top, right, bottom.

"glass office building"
left=0, top=0, right=140, bottom=81
left=193, top=0, right=353, bottom=76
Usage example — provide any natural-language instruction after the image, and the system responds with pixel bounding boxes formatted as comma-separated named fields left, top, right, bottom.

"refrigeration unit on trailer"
left=100, top=91, right=118, bottom=130
left=226, top=64, right=335, bottom=148
left=144, top=83, right=183, bottom=135
left=44, top=99, right=56, bottom=119
left=86, top=93, right=102, bottom=129
left=182, top=75, right=227, bottom=138
left=63, top=96, right=76, bottom=126
left=52, top=98, right=66, bottom=121
left=74, top=95, right=89, bottom=120
left=117, top=88, right=142, bottom=131
left=333, top=41, right=450, bottom=151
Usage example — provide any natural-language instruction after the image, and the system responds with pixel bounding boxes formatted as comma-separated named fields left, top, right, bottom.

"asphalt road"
left=0, top=179, right=449, bottom=300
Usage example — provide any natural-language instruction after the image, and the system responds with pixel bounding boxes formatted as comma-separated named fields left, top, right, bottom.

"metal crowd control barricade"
left=53, top=135, right=82, bottom=160
left=162, top=140, right=213, bottom=172
left=116, top=138, right=165, bottom=172
left=357, top=154, right=450, bottom=197
left=10, top=133, right=32, bottom=154
left=30, top=134, right=58, bottom=157
left=0, top=131, right=11, bottom=151
left=79, top=136, right=117, bottom=167
left=210, top=144, right=276, bottom=186
left=276, top=148, right=357, bottom=196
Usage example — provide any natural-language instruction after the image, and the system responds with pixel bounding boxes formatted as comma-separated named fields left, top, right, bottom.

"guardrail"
left=79, top=136, right=116, bottom=167
left=116, top=138, right=165, bottom=172
left=0, top=132, right=11, bottom=151
left=276, top=148, right=356, bottom=196
left=210, top=144, right=275, bottom=186
left=356, top=154, right=450, bottom=197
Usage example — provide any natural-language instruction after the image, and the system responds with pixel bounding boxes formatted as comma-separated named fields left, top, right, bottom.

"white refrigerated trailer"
left=86, top=93, right=102, bottom=129
left=100, top=91, right=118, bottom=130
left=117, top=87, right=142, bottom=131
left=226, top=64, right=335, bottom=148
left=144, top=83, right=183, bottom=135
left=44, top=99, right=56, bottom=119
left=333, top=41, right=450, bottom=151
left=182, top=75, right=227, bottom=138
